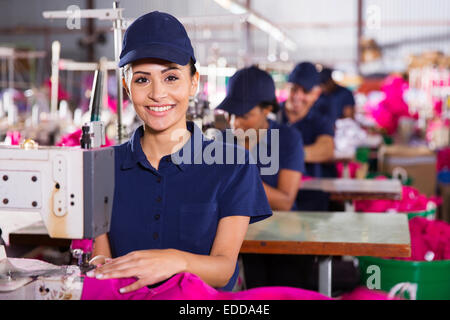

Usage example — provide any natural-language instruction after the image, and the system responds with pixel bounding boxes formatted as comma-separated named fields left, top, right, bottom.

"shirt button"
left=156, top=177, right=162, bottom=183
left=156, top=196, right=162, bottom=203
left=153, top=232, right=159, bottom=240
left=154, top=214, right=160, bottom=221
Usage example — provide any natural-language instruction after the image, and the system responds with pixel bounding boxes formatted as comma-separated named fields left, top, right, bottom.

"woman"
left=216, top=66, right=305, bottom=211
left=216, top=66, right=305, bottom=289
left=89, top=11, right=272, bottom=293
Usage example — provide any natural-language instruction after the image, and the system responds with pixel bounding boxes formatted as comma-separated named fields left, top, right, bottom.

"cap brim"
left=287, top=76, right=315, bottom=92
left=216, top=96, right=259, bottom=117
left=119, top=43, right=194, bottom=67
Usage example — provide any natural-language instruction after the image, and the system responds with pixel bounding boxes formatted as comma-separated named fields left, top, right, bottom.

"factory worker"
left=216, top=66, right=305, bottom=211
left=318, top=67, right=356, bottom=120
left=90, top=11, right=272, bottom=293
left=278, top=62, right=336, bottom=211
left=215, top=66, right=305, bottom=289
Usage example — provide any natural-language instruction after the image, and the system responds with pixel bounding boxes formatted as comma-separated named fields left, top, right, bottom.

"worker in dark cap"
left=319, top=67, right=356, bottom=120
left=217, top=65, right=305, bottom=211
left=216, top=65, right=306, bottom=289
left=278, top=61, right=336, bottom=211
left=90, top=11, right=272, bottom=293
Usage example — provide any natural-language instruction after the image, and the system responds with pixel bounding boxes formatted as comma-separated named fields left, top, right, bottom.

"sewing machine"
left=0, top=121, right=114, bottom=297
left=0, top=125, right=114, bottom=239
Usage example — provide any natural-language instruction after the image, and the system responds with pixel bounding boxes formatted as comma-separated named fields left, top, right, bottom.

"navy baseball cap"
left=288, top=62, right=320, bottom=92
left=216, top=66, right=276, bottom=116
left=119, top=11, right=196, bottom=68
left=319, top=67, right=333, bottom=84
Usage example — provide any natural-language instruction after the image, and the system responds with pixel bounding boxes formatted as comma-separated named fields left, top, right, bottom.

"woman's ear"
left=122, top=77, right=131, bottom=97
left=189, top=71, right=200, bottom=97
left=262, top=105, right=273, bottom=116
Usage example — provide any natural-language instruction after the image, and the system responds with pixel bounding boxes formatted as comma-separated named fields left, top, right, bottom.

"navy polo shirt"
left=319, top=85, right=355, bottom=120
left=250, top=119, right=305, bottom=210
left=278, top=102, right=336, bottom=211
left=222, top=119, right=305, bottom=211
left=311, top=95, right=338, bottom=123
left=278, top=102, right=335, bottom=178
left=109, top=121, right=272, bottom=291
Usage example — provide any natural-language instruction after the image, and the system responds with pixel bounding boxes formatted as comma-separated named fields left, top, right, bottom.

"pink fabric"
left=45, top=78, right=70, bottom=101
left=338, top=287, right=396, bottom=300
left=6, top=131, right=21, bottom=145
left=55, top=128, right=114, bottom=147
left=81, top=272, right=401, bottom=300
left=395, top=217, right=450, bottom=262
left=336, top=162, right=361, bottom=178
left=354, top=177, right=438, bottom=213
left=106, top=95, right=130, bottom=114
left=71, top=239, right=93, bottom=253
left=364, top=75, right=416, bottom=135
left=81, top=272, right=331, bottom=300
left=426, top=118, right=450, bottom=147
left=437, top=147, right=450, bottom=172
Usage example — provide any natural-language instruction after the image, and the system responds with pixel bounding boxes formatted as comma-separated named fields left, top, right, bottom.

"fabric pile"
left=354, top=177, right=436, bottom=213
left=396, top=217, right=450, bottom=262
left=81, top=272, right=395, bottom=300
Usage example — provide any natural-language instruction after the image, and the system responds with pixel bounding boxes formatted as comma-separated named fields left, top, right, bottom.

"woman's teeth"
left=147, top=105, right=174, bottom=112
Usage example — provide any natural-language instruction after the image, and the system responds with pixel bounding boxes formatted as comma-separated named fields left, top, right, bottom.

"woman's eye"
left=166, top=75, right=178, bottom=82
left=135, top=77, right=148, bottom=84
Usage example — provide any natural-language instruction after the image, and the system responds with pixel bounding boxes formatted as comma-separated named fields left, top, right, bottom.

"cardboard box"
left=378, top=145, right=437, bottom=197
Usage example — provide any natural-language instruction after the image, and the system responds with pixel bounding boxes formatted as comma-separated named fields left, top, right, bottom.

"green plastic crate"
left=358, top=256, right=450, bottom=300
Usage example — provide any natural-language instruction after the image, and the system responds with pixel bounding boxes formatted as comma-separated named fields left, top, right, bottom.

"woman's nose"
left=148, top=80, right=167, bottom=101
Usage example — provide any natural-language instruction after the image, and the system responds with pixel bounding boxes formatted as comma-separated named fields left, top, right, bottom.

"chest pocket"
left=179, top=202, right=218, bottom=253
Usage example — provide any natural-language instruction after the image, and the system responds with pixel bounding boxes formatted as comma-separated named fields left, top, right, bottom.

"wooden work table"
left=241, top=211, right=410, bottom=257
left=241, top=211, right=411, bottom=297
left=300, top=178, right=402, bottom=201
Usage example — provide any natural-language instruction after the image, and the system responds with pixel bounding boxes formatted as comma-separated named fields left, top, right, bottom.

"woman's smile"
left=144, top=104, right=176, bottom=117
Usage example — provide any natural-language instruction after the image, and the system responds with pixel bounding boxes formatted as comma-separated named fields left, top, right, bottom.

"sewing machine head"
left=0, top=141, right=114, bottom=240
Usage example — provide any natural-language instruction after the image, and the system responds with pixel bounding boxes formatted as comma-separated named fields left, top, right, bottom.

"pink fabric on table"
left=354, top=177, right=437, bottom=213
left=229, top=286, right=330, bottom=300
left=82, top=272, right=403, bottom=300
left=6, top=131, right=21, bottom=145
left=81, top=272, right=332, bottom=300
left=55, top=129, right=114, bottom=147
left=395, top=217, right=450, bottom=262
left=336, top=162, right=361, bottom=178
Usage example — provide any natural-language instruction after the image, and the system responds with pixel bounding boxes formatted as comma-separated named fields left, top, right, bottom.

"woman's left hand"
left=86, top=249, right=187, bottom=293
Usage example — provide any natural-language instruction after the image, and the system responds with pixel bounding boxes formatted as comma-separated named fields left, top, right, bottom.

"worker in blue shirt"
left=215, top=66, right=305, bottom=290
left=319, top=67, right=356, bottom=119
left=216, top=66, right=305, bottom=211
left=278, top=62, right=336, bottom=211
left=89, top=11, right=272, bottom=293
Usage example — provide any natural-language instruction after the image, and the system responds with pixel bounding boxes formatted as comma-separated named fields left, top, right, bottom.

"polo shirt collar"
left=121, top=121, right=205, bottom=171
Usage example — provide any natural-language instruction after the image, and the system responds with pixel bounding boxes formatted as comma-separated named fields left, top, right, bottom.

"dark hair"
left=189, top=58, right=197, bottom=77
left=258, top=99, right=280, bottom=114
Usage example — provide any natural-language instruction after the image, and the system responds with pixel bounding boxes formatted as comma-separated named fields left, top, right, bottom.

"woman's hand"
left=86, top=249, right=187, bottom=293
